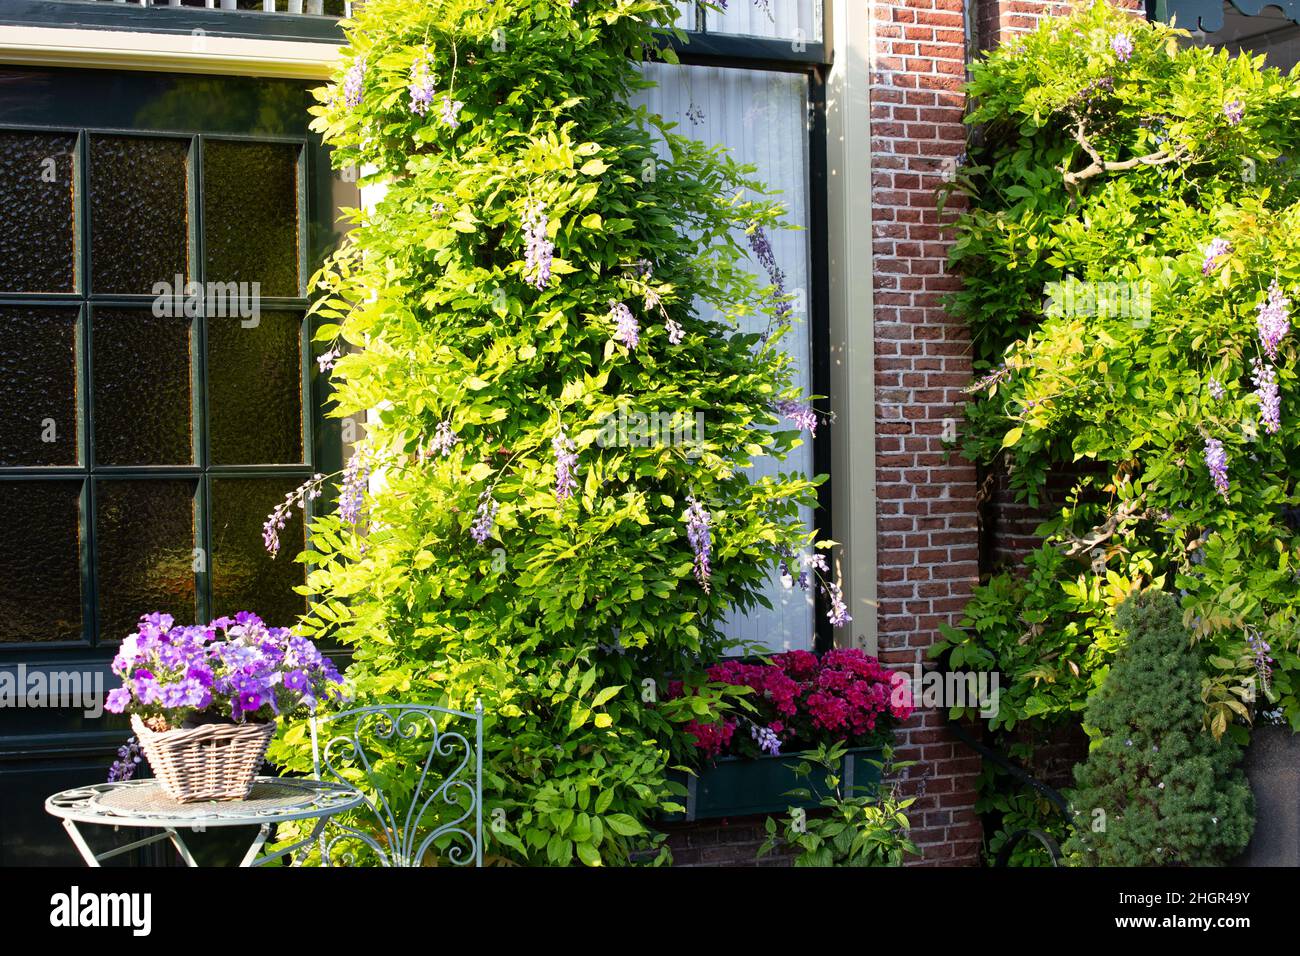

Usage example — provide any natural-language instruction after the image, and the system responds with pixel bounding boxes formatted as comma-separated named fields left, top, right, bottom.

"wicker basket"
left=131, top=715, right=275, bottom=803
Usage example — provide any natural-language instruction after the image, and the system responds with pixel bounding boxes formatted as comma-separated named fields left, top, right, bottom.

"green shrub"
left=270, top=0, right=835, bottom=866
left=1063, top=590, right=1253, bottom=866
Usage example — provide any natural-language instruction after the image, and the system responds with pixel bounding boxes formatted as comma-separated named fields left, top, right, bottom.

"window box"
left=669, top=745, right=883, bottom=822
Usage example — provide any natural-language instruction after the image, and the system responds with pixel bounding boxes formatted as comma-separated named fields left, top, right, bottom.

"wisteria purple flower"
left=1202, top=238, right=1231, bottom=275
left=775, top=399, right=818, bottom=436
left=684, top=496, right=713, bottom=594
left=522, top=201, right=553, bottom=290
left=747, top=224, right=791, bottom=329
left=750, top=721, right=781, bottom=756
left=610, top=301, right=639, bottom=349
left=338, top=449, right=371, bottom=526
left=342, top=56, right=366, bottom=108
left=428, top=419, right=459, bottom=458
left=470, top=492, right=499, bottom=544
left=317, top=346, right=341, bottom=373
left=1223, top=99, right=1245, bottom=125
left=439, top=95, right=464, bottom=129
left=107, top=737, right=142, bottom=783
left=823, top=581, right=852, bottom=628
left=1248, top=627, right=1274, bottom=689
left=408, top=52, right=437, bottom=116
left=1209, top=377, right=1225, bottom=401
left=1252, top=358, right=1281, bottom=435
left=553, top=427, right=578, bottom=503
left=263, top=473, right=326, bottom=557
left=665, top=317, right=684, bottom=345
left=1256, top=279, right=1290, bottom=361
left=1110, top=33, right=1134, bottom=62
left=1204, top=437, right=1230, bottom=501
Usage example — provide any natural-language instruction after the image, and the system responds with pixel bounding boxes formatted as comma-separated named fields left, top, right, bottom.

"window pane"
left=210, top=477, right=306, bottom=626
left=0, top=131, right=76, bottom=293
left=94, top=479, right=196, bottom=643
left=207, top=311, right=303, bottom=465
left=703, top=0, right=822, bottom=41
left=91, top=309, right=194, bottom=466
left=1186, top=2, right=1300, bottom=71
left=0, top=481, right=83, bottom=643
left=0, top=306, right=79, bottom=467
left=636, top=64, right=816, bottom=651
left=203, top=140, right=301, bottom=297
left=89, top=135, right=191, bottom=295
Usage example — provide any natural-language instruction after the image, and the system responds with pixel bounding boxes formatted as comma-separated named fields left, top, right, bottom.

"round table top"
left=45, top=777, right=364, bottom=828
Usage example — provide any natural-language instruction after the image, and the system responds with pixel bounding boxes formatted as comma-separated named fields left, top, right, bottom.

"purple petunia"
left=1257, top=280, right=1290, bottom=361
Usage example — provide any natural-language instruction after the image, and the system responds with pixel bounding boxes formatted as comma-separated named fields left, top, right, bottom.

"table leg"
left=237, top=824, right=272, bottom=867
left=62, top=820, right=102, bottom=867
left=165, top=828, right=201, bottom=867
left=249, top=815, right=330, bottom=867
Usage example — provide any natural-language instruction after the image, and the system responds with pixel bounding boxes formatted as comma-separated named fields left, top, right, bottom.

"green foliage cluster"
left=937, top=1, right=1300, bottom=744
left=758, top=743, right=920, bottom=867
left=1063, top=591, right=1252, bottom=865
left=271, top=0, right=826, bottom=866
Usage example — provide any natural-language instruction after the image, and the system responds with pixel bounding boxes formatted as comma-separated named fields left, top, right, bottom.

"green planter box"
left=669, top=746, right=884, bottom=822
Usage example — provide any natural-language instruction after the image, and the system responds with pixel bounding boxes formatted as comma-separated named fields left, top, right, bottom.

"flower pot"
left=668, top=746, right=884, bottom=822
left=131, top=714, right=274, bottom=803
left=1236, top=724, right=1300, bottom=865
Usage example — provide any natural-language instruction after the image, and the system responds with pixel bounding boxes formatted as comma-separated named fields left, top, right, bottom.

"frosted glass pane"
left=0, top=307, right=79, bottom=467
left=95, top=479, right=197, bottom=643
left=704, top=0, right=822, bottom=42
left=210, top=477, right=306, bottom=626
left=203, top=140, right=301, bottom=297
left=634, top=64, right=816, bottom=652
left=92, top=309, right=194, bottom=466
left=208, top=311, right=304, bottom=465
left=0, top=131, right=76, bottom=293
left=89, top=135, right=191, bottom=295
left=0, top=481, right=83, bottom=643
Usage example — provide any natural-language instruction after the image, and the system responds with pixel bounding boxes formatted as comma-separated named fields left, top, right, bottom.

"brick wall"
left=665, top=0, right=1148, bottom=868
left=870, top=0, right=982, bottom=866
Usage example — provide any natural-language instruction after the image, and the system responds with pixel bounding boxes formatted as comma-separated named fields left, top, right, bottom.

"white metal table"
left=45, top=776, right=364, bottom=867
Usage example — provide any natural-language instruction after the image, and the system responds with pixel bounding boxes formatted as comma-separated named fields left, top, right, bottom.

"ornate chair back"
left=308, top=702, right=484, bottom=867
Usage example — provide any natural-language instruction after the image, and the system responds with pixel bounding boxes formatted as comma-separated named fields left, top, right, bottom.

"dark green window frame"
left=0, top=69, right=345, bottom=661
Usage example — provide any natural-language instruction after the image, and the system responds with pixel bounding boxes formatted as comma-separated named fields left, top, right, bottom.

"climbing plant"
left=268, top=0, right=841, bottom=866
